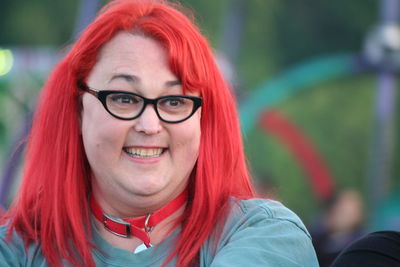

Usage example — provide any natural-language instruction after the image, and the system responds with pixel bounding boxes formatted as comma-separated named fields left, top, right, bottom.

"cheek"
left=81, top=99, right=126, bottom=159
left=173, top=120, right=201, bottom=158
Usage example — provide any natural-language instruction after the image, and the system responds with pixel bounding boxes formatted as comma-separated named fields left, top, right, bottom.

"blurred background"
left=1, top=0, right=400, bottom=265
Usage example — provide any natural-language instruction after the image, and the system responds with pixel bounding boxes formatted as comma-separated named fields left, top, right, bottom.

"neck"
left=91, top=189, right=188, bottom=251
left=91, top=181, right=188, bottom=218
left=94, top=203, right=186, bottom=251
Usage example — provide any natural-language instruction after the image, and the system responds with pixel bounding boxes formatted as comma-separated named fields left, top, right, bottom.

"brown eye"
left=159, top=97, right=187, bottom=108
left=110, top=94, right=140, bottom=104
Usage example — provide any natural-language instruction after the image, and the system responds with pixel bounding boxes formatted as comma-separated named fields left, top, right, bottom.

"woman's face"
left=81, top=32, right=201, bottom=208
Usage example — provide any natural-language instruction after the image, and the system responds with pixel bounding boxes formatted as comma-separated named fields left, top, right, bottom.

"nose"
left=133, top=104, right=162, bottom=134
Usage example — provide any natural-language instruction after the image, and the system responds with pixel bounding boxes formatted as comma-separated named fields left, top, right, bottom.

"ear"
left=78, top=94, right=84, bottom=134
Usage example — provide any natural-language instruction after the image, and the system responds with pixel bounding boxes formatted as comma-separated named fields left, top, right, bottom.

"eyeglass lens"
left=105, top=92, right=195, bottom=121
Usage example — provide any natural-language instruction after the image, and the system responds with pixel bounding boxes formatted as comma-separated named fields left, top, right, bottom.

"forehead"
left=98, top=32, right=167, bottom=65
left=94, top=32, right=169, bottom=77
left=87, top=32, right=185, bottom=95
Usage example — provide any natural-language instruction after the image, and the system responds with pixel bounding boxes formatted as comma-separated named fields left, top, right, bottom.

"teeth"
left=124, top=147, right=164, bottom=158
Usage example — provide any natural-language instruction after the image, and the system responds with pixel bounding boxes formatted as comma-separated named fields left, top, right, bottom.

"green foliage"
left=246, top=74, right=375, bottom=221
left=0, top=0, right=79, bottom=45
left=0, top=81, right=8, bottom=148
left=237, top=0, right=378, bottom=89
left=0, top=0, right=386, bottom=220
left=180, top=0, right=227, bottom=44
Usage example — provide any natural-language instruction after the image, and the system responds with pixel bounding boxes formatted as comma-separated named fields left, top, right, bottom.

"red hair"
left=3, top=0, right=255, bottom=266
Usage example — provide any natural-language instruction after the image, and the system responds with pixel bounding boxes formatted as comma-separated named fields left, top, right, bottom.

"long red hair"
left=3, top=0, right=255, bottom=266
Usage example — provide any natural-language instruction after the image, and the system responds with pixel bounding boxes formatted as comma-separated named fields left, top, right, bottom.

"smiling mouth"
left=123, top=147, right=166, bottom=159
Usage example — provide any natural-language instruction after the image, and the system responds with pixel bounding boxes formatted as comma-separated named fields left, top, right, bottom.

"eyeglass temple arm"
left=78, top=81, right=99, bottom=97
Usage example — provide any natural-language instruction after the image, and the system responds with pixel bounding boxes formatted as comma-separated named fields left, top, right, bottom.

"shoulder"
left=0, top=222, right=46, bottom=266
left=227, top=198, right=312, bottom=238
left=240, top=198, right=310, bottom=228
left=340, top=230, right=400, bottom=247
left=0, top=223, right=25, bottom=266
left=200, top=198, right=318, bottom=267
left=332, top=231, right=400, bottom=267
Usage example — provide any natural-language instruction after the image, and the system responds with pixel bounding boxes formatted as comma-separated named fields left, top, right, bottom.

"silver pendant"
left=134, top=243, right=152, bottom=254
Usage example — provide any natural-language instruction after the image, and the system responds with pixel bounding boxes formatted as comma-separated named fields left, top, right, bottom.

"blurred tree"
left=237, top=0, right=378, bottom=89
left=0, top=0, right=79, bottom=45
left=246, top=74, right=375, bottom=220
left=0, top=0, right=384, bottom=221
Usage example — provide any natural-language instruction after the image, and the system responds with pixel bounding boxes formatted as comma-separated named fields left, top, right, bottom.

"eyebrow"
left=108, top=73, right=182, bottom=88
left=108, top=74, right=137, bottom=84
left=165, top=80, right=181, bottom=87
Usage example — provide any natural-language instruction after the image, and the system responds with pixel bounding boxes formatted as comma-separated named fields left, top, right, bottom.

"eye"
left=159, top=97, right=188, bottom=109
left=166, top=98, right=184, bottom=107
left=109, top=93, right=140, bottom=104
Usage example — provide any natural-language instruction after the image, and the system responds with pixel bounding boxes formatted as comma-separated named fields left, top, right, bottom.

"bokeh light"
left=0, top=49, right=14, bottom=76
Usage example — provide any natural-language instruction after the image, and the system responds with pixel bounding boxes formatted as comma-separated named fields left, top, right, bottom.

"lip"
left=123, top=146, right=167, bottom=164
left=124, top=145, right=166, bottom=149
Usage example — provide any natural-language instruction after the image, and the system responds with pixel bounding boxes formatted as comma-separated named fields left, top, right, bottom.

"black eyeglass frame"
left=79, top=83, right=202, bottom=123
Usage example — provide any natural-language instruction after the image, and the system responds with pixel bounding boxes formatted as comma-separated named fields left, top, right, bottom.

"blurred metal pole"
left=381, top=0, right=400, bottom=22
left=368, top=0, right=399, bottom=215
left=217, top=0, right=245, bottom=98
left=219, top=0, right=245, bottom=64
left=73, top=0, right=101, bottom=38
left=0, top=114, right=32, bottom=207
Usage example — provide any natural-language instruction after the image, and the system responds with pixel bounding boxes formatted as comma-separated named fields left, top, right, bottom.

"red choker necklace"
left=90, top=190, right=188, bottom=249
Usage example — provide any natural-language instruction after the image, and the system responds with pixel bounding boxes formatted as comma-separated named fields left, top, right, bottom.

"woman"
left=0, top=0, right=318, bottom=266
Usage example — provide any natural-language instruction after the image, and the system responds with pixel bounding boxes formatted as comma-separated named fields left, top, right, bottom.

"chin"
left=127, top=181, right=168, bottom=197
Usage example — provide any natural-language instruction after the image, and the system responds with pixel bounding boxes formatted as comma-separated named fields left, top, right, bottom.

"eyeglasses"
left=79, top=83, right=202, bottom=123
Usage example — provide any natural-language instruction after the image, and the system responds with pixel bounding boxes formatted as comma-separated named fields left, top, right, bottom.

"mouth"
left=123, top=147, right=167, bottom=159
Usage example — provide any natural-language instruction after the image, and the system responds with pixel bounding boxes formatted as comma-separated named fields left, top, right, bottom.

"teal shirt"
left=0, top=199, right=318, bottom=266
